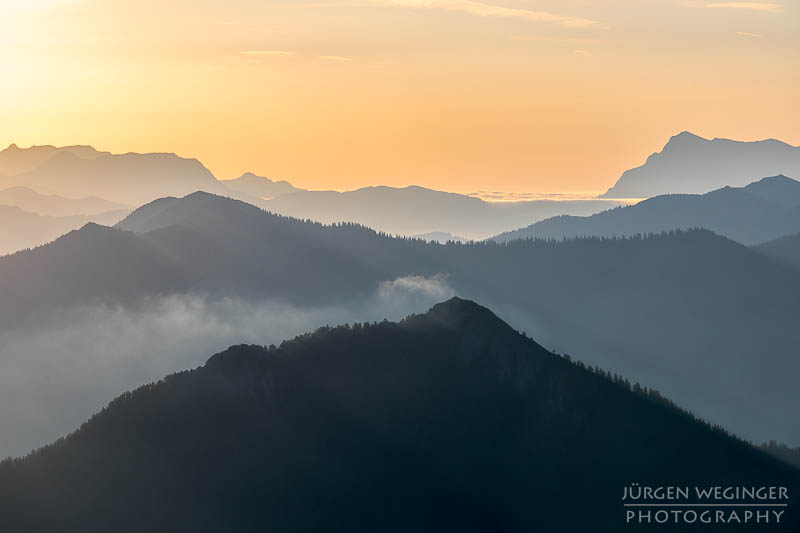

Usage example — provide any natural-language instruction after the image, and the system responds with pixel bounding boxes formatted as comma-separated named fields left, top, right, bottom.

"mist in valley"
left=0, top=276, right=454, bottom=458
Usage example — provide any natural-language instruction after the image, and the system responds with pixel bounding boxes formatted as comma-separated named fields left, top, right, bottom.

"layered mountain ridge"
left=602, top=132, right=800, bottom=198
left=0, top=297, right=796, bottom=532
left=1, top=191, right=800, bottom=446
left=494, top=175, right=800, bottom=245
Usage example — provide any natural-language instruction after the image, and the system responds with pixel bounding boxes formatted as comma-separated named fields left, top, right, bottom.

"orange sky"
left=0, top=0, right=798, bottom=193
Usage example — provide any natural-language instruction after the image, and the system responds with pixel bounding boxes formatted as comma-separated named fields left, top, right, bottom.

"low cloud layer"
left=0, top=276, right=455, bottom=459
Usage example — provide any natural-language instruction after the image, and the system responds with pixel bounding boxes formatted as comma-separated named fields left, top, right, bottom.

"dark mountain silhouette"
left=754, top=232, right=800, bottom=270
left=0, top=205, right=130, bottom=257
left=0, top=143, right=108, bottom=176
left=602, top=132, right=800, bottom=198
left=761, top=442, right=800, bottom=470
left=0, top=186, right=129, bottom=216
left=0, top=298, right=796, bottom=532
left=262, top=185, right=619, bottom=239
left=2, top=192, right=800, bottom=444
left=221, top=171, right=303, bottom=199
left=494, top=176, right=800, bottom=245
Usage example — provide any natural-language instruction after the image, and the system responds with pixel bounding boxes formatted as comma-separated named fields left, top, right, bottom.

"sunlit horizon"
left=1, top=0, right=798, bottom=194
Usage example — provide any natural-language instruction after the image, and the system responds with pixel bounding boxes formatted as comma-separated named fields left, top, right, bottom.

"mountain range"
left=0, top=298, right=796, bottom=532
left=1, top=148, right=229, bottom=206
left=221, top=171, right=303, bottom=199
left=2, top=191, right=799, bottom=447
left=4, top=133, right=799, bottom=531
left=493, top=175, right=800, bottom=245
left=0, top=144, right=620, bottom=241
left=0, top=205, right=129, bottom=257
left=602, top=132, right=800, bottom=198
left=261, top=186, right=618, bottom=240
left=0, top=186, right=129, bottom=216
left=0, top=144, right=108, bottom=176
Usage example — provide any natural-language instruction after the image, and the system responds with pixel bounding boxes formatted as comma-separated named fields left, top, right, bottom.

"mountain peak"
left=666, top=131, right=707, bottom=146
left=408, top=297, right=512, bottom=334
left=77, top=221, right=116, bottom=235
left=183, top=190, right=220, bottom=201
left=222, top=172, right=301, bottom=200
left=5, top=284, right=799, bottom=533
left=237, top=172, right=264, bottom=180
left=116, top=191, right=268, bottom=235
left=602, top=131, right=800, bottom=198
left=426, top=296, right=492, bottom=321
left=754, top=174, right=792, bottom=183
left=740, top=174, right=800, bottom=207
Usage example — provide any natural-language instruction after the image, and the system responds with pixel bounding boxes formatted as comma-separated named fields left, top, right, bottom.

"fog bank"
left=0, top=276, right=454, bottom=458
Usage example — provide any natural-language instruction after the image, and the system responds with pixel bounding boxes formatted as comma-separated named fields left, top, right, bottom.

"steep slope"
left=494, top=176, right=800, bottom=245
left=0, top=298, right=796, bottom=532
left=602, top=132, right=800, bottom=198
left=0, top=206, right=130, bottom=257
left=0, top=186, right=129, bottom=216
left=221, top=172, right=303, bottom=199
left=2, top=192, right=800, bottom=444
left=262, top=185, right=619, bottom=240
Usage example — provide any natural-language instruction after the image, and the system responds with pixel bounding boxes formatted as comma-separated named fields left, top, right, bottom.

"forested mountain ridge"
left=1, top=298, right=796, bottom=532
left=2, top=192, right=800, bottom=445
left=742, top=174, right=800, bottom=207
left=260, top=185, right=619, bottom=239
left=493, top=175, right=800, bottom=245
left=754, top=232, right=800, bottom=271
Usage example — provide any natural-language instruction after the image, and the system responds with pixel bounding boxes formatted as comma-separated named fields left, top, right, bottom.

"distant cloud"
left=320, top=55, right=354, bottom=62
left=706, top=2, right=782, bottom=12
left=373, top=0, right=599, bottom=28
left=241, top=50, right=296, bottom=57
left=573, top=49, right=591, bottom=57
left=736, top=31, right=763, bottom=37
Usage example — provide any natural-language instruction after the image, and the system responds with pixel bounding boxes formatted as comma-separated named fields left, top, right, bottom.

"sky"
left=0, top=0, right=798, bottom=194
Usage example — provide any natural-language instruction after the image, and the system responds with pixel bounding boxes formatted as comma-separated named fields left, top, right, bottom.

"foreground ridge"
left=0, top=298, right=797, bottom=532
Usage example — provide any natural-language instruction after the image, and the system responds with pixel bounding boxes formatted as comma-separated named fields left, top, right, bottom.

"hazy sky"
left=0, top=0, right=797, bottom=193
